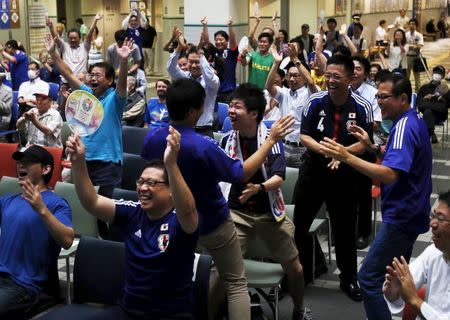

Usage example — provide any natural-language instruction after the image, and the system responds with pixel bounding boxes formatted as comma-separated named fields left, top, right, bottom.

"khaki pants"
left=143, top=47, right=155, bottom=74
left=199, top=216, right=250, bottom=320
left=406, top=55, right=421, bottom=91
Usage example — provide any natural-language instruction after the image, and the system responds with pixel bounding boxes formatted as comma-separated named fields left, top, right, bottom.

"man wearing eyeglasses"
left=293, top=54, right=373, bottom=299
left=383, top=190, right=450, bottom=319
left=66, top=128, right=200, bottom=319
left=318, top=73, right=432, bottom=319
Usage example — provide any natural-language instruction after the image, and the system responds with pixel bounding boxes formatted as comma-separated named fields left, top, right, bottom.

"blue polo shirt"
left=80, top=84, right=127, bottom=163
left=217, top=47, right=238, bottom=93
left=0, top=191, right=72, bottom=292
left=144, top=98, right=169, bottom=130
left=113, top=201, right=198, bottom=315
left=9, top=51, right=29, bottom=91
left=142, top=125, right=243, bottom=235
left=381, top=108, right=432, bottom=235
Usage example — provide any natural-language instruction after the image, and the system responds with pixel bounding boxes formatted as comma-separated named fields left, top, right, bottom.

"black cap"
left=432, top=65, right=446, bottom=76
left=12, top=145, right=54, bottom=168
left=352, top=14, right=361, bottom=19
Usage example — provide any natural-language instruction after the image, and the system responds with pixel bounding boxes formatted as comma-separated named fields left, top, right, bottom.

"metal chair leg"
left=327, top=218, right=332, bottom=265
left=65, top=256, right=71, bottom=304
left=274, top=287, right=279, bottom=320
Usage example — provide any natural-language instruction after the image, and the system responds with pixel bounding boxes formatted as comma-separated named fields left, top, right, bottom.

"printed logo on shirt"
left=158, top=234, right=170, bottom=252
left=161, top=223, right=169, bottom=231
left=134, top=229, right=142, bottom=238
left=319, top=110, right=326, bottom=117
left=346, top=120, right=357, bottom=132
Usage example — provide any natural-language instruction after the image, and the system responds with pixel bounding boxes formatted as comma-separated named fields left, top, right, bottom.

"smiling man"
left=318, top=73, right=432, bottom=319
left=293, top=54, right=373, bottom=298
left=66, top=127, right=199, bottom=319
left=383, top=190, right=450, bottom=319
left=0, top=145, right=74, bottom=318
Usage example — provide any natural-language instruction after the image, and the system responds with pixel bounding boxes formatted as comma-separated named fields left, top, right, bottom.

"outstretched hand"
left=20, top=178, right=46, bottom=214
left=164, top=126, right=181, bottom=166
left=348, top=125, right=371, bottom=149
left=288, top=43, right=300, bottom=61
left=117, top=38, right=134, bottom=60
left=269, top=115, right=295, bottom=143
left=270, top=44, right=282, bottom=63
left=44, top=33, right=57, bottom=54
left=319, top=137, right=350, bottom=162
left=200, top=16, right=208, bottom=26
left=65, top=134, right=86, bottom=163
left=94, top=13, right=103, bottom=21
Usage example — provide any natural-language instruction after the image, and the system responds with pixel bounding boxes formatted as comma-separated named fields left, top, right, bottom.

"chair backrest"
left=193, top=253, right=212, bottom=320
left=0, top=142, right=19, bottom=179
left=0, top=176, right=22, bottom=196
left=53, top=182, right=99, bottom=237
left=121, top=153, right=148, bottom=190
left=43, top=146, right=63, bottom=189
left=217, top=102, right=229, bottom=128
left=48, top=83, right=59, bottom=102
left=122, top=126, right=150, bottom=155
left=280, top=166, right=298, bottom=205
left=112, top=187, right=139, bottom=202
left=221, top=117, right=232, bottom=133
left=73, top=236, right=126, bottom=305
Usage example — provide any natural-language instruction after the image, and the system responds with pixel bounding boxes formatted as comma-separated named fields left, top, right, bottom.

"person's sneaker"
left=431, top=133, right=439, bottom=144
left=292, top=307, right=316, bottom=320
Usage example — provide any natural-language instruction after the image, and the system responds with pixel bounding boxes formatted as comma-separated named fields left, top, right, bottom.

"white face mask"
left=432, top=74, right=443, bottom=82
left=28, top=70, right=37, bottom=80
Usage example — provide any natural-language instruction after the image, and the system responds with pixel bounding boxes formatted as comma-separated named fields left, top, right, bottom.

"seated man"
left=416, top=65, right=450, bottom=143
left=0, top=71, right=12, bottom=141
left=221, top=83, right=313, bottom=320
left=17, top=61, right=50, bottom=117
left=122, top=76, right=145, bottom=127
left=16, top=86, right=63, bottom=147
left=144, top=79, right=171, bottom=129
left=66, top=127, right=199, bottom=319
left=0, top=145, right=74, bottom=318
left=383, top=190, right=450, bottom=319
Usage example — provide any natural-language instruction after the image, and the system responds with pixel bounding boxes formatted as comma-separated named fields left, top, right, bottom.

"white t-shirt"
left=18, top=78, right=50, bottom=103
left=60, top=41, right=90, bottom=80
left=375, top=26, right=387, bottom=41
left=405, top=31, right=424, bottom=56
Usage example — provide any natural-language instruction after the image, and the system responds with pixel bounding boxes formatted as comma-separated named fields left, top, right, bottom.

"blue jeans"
left=358, top=223, right=418, bottom=320
left=0, top=274, right=38, bottom=318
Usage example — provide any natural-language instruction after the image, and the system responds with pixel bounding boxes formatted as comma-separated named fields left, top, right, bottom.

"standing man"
left=319, top=73, right=432, bottom=319
left=293, top=54, right=373, bottom=299
left=394, top=9, right=410, bottom=30
left=16, top=87, right=63, bottom=148
left=142, top=78, right=294, bottom=320
left=240, top=32, right=274, bottom=90
left=0, top=145, right=74, bottom=318
left=142, top=18, right=157, bottom=76
left=347, top=13, right=362, bottom=38
left=167, top=29, right=219, bottom=138
left=75, top=18, right=88, bottom=41
left=266, top=43, right=319, bottom=168
left=0, top=71, right=12, bottom=141
left=405, top=19, right=424, bottom=91
left=122, top=11, right=147, bottom=60
left=144, top=79, right=171, bottom=129
left=107, top=30, right=142, bottom=76
left=299, top=24, right=315, bottom=55
left=222, top=83, right=314, bottom=320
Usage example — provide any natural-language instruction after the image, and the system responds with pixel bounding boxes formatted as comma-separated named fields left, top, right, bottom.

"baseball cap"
left=12, top=145, right=54, bottom=168
left=352, top=14, right=361, bottom=19
left=33, top=86, right=50, bottom=98
left=432, top=65, right=446, bottom=76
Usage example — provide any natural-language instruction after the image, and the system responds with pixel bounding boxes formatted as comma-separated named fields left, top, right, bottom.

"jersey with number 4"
left=301, top=90, right=373, bottom=169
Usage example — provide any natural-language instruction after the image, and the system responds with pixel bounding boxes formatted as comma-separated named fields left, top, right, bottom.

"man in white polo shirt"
left=18, top=61, right=49, bottom=117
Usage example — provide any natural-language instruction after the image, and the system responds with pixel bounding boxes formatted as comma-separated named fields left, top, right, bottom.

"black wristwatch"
left=259, top=183, right=266, bottom=192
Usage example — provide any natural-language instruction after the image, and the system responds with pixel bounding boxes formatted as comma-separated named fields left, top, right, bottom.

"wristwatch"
left=259, top=183, right=266, bottom=192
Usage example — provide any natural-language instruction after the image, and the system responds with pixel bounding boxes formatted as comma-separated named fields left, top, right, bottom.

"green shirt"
left=247, top=51, right=274, bottom=90
left=80, top=24, right=88, bottom=37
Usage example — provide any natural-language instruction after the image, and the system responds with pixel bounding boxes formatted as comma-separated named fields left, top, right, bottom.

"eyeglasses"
left=89, top=73, right=105, bottom=79
left=430, top=212, right=450, bottom=224
left=374, top=94, right=393, bottom=101
left=136, top=178, right=167, bottom=188
left=324, top=73, right=344, bottom=80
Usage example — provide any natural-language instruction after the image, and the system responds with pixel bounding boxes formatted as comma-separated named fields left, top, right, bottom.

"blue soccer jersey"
left=142, top=125, right=243, bottom=235
left=114, top=200, right=198, bottom=315
left=381, top=108, right=432, bottom=234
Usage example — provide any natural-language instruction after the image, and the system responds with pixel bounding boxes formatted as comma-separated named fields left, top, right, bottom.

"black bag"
left=413, top=55, right=428, bottom=73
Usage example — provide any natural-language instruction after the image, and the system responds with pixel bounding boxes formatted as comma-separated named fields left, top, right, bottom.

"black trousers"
left=418, top=101, right=448, bottom=133
left=293, top=164, right=358, bottom=284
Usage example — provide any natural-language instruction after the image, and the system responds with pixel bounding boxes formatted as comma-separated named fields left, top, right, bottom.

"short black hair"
left=68, top=28, right=81, bottom=38
left=353, top=22, right=364, bottom=32
left=155, top=79, right=171, bottom=89
left=409, top=18, right=418, bottom=26
left=333, top=45, right=352, bottom=57
left=352, top=56, right=371, bottom=74
left=214, top=30, right=229, bottom=42
left=327, top=18, right=337, bottom=25
left=301, top=24, right=310, bottom=30
left=166, top=79, right=205, bottom=121
left=114, top=29, right=127, bottom=43
left=438, top=190, right=450, bottom=207
left=327, top=54, right=355, bottom=77
left=258, top=32, right=274, bottom=44
left=5, top=40, right=19, bottom=50
left=28, top=61, right=40, bottom=70
left=379, top=73, right=412, bottom=103
left=91, top=62, right=115, bottom=84
left=379, top=19, right=386, bottom=25
left=143, top=159, right=169, bottom=185
left=76, top=18, right=84, bottom=25
left=230, top=83, right=266, bottom=123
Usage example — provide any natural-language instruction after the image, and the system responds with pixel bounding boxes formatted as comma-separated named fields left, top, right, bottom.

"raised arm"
left=46, top=18, right=63, bottom=48
left=339, top=27, right=358, bottom=56
left=199, top=16, right=210, bottom=47
left=315, top=26, right=328, bottom=72
left=265, top=45, right=282, bottom=97
left=66, top=135, right=116, bottom=223
left=288, top=43, right=318, bottom=93
left=248, top=15, right=261, bottom=48
left=44, top=34, right=82, bottom=90
left=163, top=126, right=198, bottom=234
left=85, top=13, right=103, bottom=44
left=166, top=29, right=189, bottom=79
left=228, top=17, right=237, bottom=49
left=121, top=13, right=131, bottom=30
left=116, top=38, right=134, bottom=98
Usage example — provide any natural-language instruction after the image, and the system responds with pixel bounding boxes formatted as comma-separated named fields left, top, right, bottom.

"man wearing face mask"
left=17, top=62, right=50, bottom=117
left=416, top=65, right=450, bottom=144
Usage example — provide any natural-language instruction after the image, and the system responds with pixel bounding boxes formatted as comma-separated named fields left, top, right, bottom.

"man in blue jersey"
left=319, top=73, right=432, bottom=319
left=144, top=79, right=171, bottom=129
left=0, top=145, right=74, bottom=318
left=66, top=127, right=199, bottom=319
left=293, top=54, right=373, bottom=300
left=141, top=78, right=294, bottom=320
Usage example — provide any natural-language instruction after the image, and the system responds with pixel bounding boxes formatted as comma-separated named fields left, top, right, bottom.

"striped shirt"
left=24, top=107, right=63, bottom=147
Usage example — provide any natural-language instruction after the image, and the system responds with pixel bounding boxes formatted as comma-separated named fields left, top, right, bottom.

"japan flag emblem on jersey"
left=158, top=234, right=170, bottom=252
